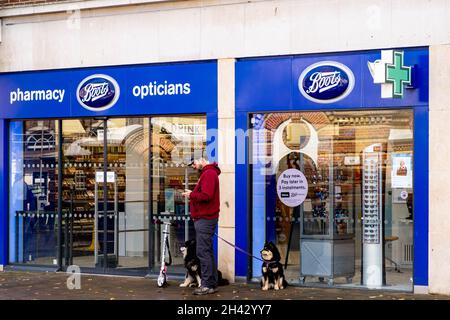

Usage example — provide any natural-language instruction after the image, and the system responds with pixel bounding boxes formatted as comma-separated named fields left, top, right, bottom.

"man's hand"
left=181, top=190, right=192, bottom=199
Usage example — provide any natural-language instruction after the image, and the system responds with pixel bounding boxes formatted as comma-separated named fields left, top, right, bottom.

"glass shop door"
left=150, top=116, right=207, bottom=274
left=62, top=118, right=149, bottom=274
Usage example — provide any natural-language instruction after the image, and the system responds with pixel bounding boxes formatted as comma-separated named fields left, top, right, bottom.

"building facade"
left=0, top=0, right=449, bottom=295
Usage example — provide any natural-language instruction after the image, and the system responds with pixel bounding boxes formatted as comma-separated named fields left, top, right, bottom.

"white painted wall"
left=1, top=0, right=450, bottom=72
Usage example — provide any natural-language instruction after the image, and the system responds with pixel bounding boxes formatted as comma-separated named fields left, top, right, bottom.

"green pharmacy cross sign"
left=367, top=50, right=414, bottom=99
left=385, top=51, right=412, bottom=98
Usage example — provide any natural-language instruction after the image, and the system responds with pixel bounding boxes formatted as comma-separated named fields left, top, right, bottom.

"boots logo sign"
left=77, top=74, right=120, bottom=111
left=298, top=61, right=355, bottom=104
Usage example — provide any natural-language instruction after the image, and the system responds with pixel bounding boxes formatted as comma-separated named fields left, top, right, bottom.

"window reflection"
left=151, top=116, right=206, bottom=272
left=9, top=120, right=59, bottom=265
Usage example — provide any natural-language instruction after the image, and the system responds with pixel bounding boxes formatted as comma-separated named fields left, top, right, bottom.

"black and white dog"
left=260, top=241, right=288, bottom=291
left=179, top=239, right=202, bottom=287
left=179, top=239, right=229, bottom=288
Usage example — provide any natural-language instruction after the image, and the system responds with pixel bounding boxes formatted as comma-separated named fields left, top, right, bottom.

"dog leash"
left=214, top=233, right=264, bottom=262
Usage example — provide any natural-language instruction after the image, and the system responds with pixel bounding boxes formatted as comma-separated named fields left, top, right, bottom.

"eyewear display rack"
left=361, top=143, right=385, bottom=287
left=299, top=139, right=356, bottom=286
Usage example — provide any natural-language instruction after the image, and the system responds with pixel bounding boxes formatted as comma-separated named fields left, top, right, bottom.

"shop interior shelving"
left=62, top=144, right=127, bottom=260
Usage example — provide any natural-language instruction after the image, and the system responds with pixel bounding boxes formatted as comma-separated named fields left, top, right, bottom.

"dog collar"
left=263, top=261, right=278, bottom=268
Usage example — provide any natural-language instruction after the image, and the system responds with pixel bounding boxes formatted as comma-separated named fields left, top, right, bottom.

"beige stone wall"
left=429, top=44, right=450, bottom=295
left=2, top=0, right=450, bottom=72
left=217, top=59, right=236, bottom=282
left=2, top=0, right=71, bottom=9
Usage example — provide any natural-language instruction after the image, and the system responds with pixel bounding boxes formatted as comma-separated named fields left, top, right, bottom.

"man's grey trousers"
left=194, top=218, right=218, bottom=288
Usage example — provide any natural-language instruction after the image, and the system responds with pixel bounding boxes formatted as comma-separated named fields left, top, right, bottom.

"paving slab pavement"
left=0, top=271, right=448, bottom=300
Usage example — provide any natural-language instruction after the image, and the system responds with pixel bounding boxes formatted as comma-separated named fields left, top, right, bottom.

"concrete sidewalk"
left=0, top=271, right=447, bottom=300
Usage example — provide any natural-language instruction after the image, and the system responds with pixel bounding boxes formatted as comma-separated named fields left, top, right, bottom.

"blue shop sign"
left=236, top=47, right=428, bottom=111
left=298, top=61, right=355, bottom=104
left=77, top=74, right=120, bottom=111
left=0, top=61, right=217, bottom=119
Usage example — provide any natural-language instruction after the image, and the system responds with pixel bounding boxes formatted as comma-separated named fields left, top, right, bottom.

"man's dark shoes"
left=193, top=286, right=218, bottom=295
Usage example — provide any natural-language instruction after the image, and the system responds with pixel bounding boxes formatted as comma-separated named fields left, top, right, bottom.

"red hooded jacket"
left=189, top=163, right=221, bottom=221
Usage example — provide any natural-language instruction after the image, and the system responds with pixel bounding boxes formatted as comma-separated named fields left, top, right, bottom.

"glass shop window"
left=151, top=116, right=207, bottom=273
left=9, top=120, right=59, bottom=265
left=250, top=110, right=414, bottom=291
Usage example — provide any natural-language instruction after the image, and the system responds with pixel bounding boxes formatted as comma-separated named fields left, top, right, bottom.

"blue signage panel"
left=0, top=61, right=217, bottom=119
left=124, top=63, right=216, bottom=116
left=236, top=48, right=428, bottom=111
left=0, top=70, right=72, bottom=118
left=235, top=57, right=292, bottom=110
left=291, top=53, right=363, bottom=109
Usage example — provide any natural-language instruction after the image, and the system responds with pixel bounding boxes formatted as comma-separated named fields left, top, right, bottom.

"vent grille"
left=402, top=243, right=413, bottom=264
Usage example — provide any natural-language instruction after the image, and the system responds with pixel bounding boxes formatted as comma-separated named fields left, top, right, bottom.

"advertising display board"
left=276, top=169, right=308, bottom=208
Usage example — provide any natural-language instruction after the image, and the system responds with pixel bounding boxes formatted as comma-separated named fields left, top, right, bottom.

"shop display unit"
left=299, top=141, right=356, bottom=286
left=361, top=143, right=384, bottom=287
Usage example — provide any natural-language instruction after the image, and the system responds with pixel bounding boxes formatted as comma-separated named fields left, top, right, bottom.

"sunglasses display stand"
left=361, top=143, right=384, bottom=287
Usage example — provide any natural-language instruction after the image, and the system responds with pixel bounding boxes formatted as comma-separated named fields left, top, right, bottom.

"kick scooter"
left=157, top=221, right=172, bottom=287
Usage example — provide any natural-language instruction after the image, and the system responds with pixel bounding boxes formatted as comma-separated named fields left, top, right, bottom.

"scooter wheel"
left=157, top=273, right=167, bottom=287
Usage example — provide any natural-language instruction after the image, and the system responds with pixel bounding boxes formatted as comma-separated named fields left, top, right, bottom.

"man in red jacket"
left=182, top=157, right=221, bottom=295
